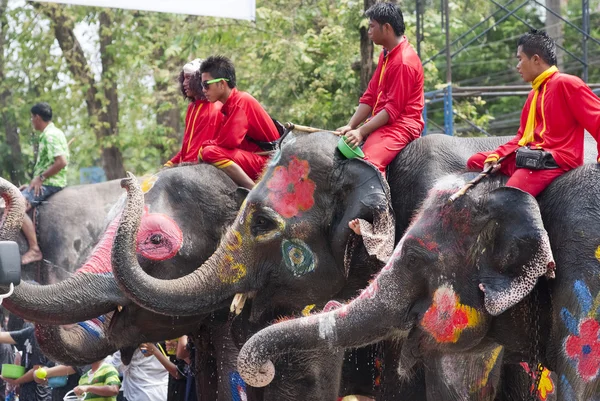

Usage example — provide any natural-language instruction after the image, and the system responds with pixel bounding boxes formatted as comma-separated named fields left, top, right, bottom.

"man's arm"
left=30, top=155, right=68, bottom=196
left=75, top=384, right=120, bottom=397
left=567, top=84, right=600, bottom=162
left=203, top=105, right=248, bottom=150
left=141, top=343, right=179, bottom=378
left=2, top=365, right=36, bottom=386
left=0, top=332, right=16, bottom=345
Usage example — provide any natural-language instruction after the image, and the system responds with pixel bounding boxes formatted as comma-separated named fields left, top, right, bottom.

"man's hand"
left=33, top=374, right=48, bottom=385
left=344, top=129, right=365, bottom=148
left=139, top=343, right=156, bottom=357
left=29, top=176, right=43, bottom=197
left=74, top=385, right=89, bottom=396
left=19, top=184, right=27, bottom=191
left=336, top=125, right=353, bottom=135
left=483, top=161, right=501, bottom=174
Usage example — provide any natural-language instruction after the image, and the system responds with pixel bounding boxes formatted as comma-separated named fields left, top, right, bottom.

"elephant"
left=0, top=165, right=243, bottom=377
left=0, top=178, right=125, bottom=283
left=111, top=132, right=552, bottom=400
left=236, top=164, right=600, bottom=401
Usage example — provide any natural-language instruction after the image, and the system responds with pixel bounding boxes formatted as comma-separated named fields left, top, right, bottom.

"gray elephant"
left=111, top=132, right=543, bottom=400
left=237, top=165, right=600, bottom=401
left=1, top=178, right=125, bottom=283
left=0, top=165, right=245, bottom=400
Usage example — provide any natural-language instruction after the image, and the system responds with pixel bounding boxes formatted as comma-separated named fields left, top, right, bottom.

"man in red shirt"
left=199, top=56, right=280, bottom=189
left=338, top=2, right=424, bottom=174
left=467, top=29, right=600, bottom=197
left=164, top=58, right=223, bottom=167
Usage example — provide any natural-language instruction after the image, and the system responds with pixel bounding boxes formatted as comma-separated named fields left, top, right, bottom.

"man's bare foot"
left=21, top=248, right=42, bottom=265
left=348, top=219, right=362, bottom=235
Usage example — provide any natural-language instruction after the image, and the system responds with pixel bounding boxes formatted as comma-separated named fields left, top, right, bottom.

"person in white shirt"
left=105, top=346, right=168, bottom=401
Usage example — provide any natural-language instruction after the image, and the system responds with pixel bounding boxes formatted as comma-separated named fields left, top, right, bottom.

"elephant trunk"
left=35, top=315, right=119, bottom=366
left=112, top=174, right=243, bottom=316
left=238, top=268, right=411, bottom=388
left=2, top=204, right=130, bottom=324
left=0, top=177, right=26, bottom=241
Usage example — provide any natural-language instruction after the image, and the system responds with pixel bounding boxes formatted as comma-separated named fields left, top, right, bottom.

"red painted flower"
left=564, top=318, right=600, bottom=381
left=267, top=157, right=316, bottom=218
left=421, top=286, right=479, bottom=343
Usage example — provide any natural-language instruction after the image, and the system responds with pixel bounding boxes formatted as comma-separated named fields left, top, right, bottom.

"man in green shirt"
left=20, top=102, right=69, bottom=265
left=73, top=358, right=120, bottom=401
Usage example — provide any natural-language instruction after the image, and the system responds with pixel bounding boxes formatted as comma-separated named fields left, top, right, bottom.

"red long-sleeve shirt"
left=170, top=100, right=222, bottom=164
left=488, top=72, right=600, bottom=169
left=360, top=37, right=425, bottom=138
left=201, top=88, right=279, bottom=152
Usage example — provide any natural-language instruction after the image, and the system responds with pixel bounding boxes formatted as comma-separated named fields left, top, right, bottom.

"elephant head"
left=236, top=173, right=556, bottom=387
left=0, top=164, right=240, bottom=335
left=112, top=133, right=395, bottom=323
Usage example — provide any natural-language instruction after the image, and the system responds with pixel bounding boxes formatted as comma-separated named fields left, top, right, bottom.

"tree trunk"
left=546, top=0, right=565, bottom=70
left=37, top=4, right=126, bottom=180
left=359, top=0, right=376, bottom=93
left=0, top=0, right=24, bottom=184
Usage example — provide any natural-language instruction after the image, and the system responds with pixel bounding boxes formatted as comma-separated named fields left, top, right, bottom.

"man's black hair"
left=200, top=56, right=236, bottom=89
left=517, top=29, right=557, bottom=66
left=30, top=102, right=52, bottom=122
left=365, top=2, right=405, bottom=37
left=177, top=70, right=205, bottom=101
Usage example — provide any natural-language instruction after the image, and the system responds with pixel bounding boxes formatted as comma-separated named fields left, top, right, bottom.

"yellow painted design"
left=226, top=230, right=243, bottom=251
left=218, top=254, right=247, bottom=284
left=595, top=245, right=600, bottom=263
left=302, top=304, right=316, bottom=316
left=537, top=367, right=555, bottom=400
left=470, top=345, right=503, bottom=392
left=141, top=175, right=158, bottom=193
left=289, top=248, right=305, bottom=265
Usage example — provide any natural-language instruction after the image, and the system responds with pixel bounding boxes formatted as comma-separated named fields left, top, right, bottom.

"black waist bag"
left=246, top=118, right=285, bottom=152
left=515, top=146, right=559, bottom=170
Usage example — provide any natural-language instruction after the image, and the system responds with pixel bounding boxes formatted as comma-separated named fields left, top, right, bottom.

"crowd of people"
left=5, top=1, right=600, bottom=400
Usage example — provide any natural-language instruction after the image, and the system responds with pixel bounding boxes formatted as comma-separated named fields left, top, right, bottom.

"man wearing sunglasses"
left=164, top=58, right=223, bottom=168
left=199, top=55, right=280, bottom=189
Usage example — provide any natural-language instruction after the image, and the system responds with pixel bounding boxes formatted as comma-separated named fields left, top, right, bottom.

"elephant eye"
left=251, top=215, right=277, bottom=236
left=150, top=234, right=163, bottom=244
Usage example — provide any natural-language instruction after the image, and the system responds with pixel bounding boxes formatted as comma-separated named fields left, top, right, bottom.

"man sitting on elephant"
left=337, top=2, right=425, bottom=175
left=467, top=29, right=600, bottom=197
left=21, top=102, right=69, bottom=265
left=198, top=55, right=280, bottom=189
left=164, top=58, right=223, bottom=168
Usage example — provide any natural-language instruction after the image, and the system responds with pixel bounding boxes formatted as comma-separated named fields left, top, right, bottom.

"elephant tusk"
left=117, top=305, right=123, bottom=312
left=230, top=293, right=247, bottom=315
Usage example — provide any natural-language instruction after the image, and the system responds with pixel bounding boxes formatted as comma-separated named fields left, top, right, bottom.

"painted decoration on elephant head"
left=218, top=229, right=247, bottom=284
left=560, top=280, right=600, bottom=382
left=77, top=316, right=106, bottom=338
left=281, top=238, right=315, bottom=277
left=520, top=363, right=555, bottom=400
left=421, top=285, right=480, bottom=343
left=266, top=156, right=316, bottom=218
left=229, top=371, right=248, bottom=401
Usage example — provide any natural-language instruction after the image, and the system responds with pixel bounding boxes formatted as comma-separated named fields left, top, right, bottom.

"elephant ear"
left=330, top=158, right=395, bottom=276
left=234, top=187, right=250, bottom=209
left=476, top=187, right=555, bottom=316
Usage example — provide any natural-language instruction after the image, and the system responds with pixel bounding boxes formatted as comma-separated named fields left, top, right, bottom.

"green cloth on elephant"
left=33, top=122, right=69, bottom=187
left=78, top=363, right=120, bottom=401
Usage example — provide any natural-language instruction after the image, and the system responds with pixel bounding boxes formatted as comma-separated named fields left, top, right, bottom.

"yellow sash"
left=518, top=66, right=558, bottom=146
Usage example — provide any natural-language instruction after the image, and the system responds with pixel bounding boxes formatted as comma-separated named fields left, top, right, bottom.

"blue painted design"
left=560, top=374, right=577, bottom=401
left=561, top=307, right=580, bottom=336
left=229, top=371, right=247, bottom=401
left=78, top=321, right=101, bottom=338
left=281, top=238, right=315, bottom=277
left=574, top=280, right=593, bottom=315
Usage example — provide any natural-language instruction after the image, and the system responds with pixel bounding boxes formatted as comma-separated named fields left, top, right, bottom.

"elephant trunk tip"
left=120, top=172, right=137, bottom=189
left=239, top=359, right=275, bottom=388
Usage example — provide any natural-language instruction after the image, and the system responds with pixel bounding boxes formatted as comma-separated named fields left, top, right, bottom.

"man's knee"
left=199, top=145, right=224, bottom=164
left=466, top=153, right=486, bottom=170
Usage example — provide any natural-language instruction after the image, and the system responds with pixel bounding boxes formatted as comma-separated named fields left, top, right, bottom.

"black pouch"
left=515, top=146, right=559, bottom=170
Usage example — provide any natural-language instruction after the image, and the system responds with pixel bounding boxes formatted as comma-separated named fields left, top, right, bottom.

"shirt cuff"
left=164, top=161, right=174, bottom=167
left=484, top=153, right=500, bottom=164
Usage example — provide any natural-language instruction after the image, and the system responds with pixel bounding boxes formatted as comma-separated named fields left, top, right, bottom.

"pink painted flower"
left=564, top=318, right=600, bottom=381
left=267, top=157, right=316, bottom=218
